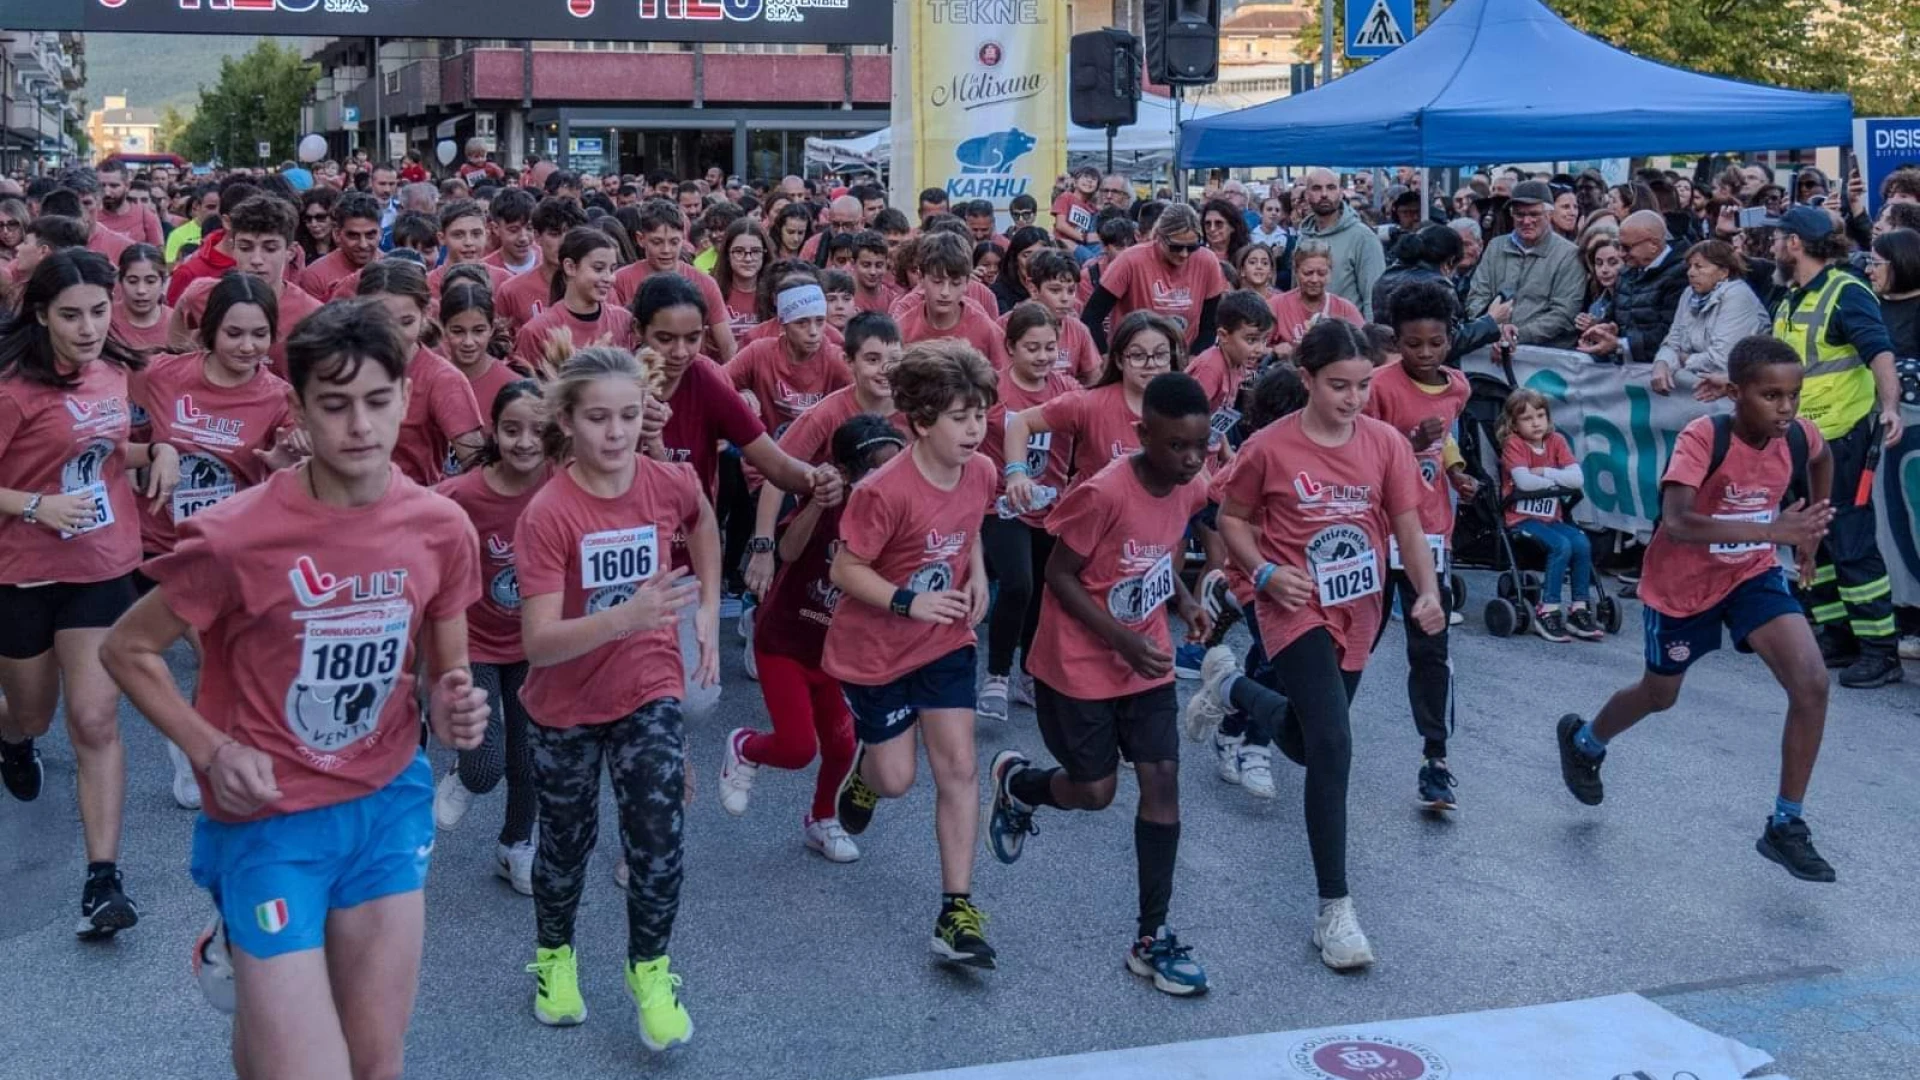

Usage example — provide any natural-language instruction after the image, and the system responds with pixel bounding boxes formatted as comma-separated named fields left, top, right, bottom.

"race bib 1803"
left=580, top=525, right=660, bottom=590
left=286, top=602, right=412, bottom=755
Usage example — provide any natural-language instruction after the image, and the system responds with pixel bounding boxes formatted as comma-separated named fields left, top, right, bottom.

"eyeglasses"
left=0, top=221, right=20, bottom=231
left=1122, top=348, right=1174, bottom=368
left=1100, top=188, right=1128, bottom=196
left=730, top=246, right=766, bottom=258
left=1163, top=241, right=1201, bottom=254
left=305, top=213, right=331, bottom=223
left=1011, top=210, right=1035, bottom=221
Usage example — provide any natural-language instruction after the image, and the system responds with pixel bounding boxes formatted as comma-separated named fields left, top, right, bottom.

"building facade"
left=0, top=30, right=86, bottom=176
left=88, top=94, right=161, bottom=158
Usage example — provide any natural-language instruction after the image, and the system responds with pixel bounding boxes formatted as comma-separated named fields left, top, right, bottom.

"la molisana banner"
left=0, top=0, right=887, bottom=45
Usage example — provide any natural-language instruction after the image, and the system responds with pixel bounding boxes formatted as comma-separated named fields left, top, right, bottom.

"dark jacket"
left=1609, top=243, right=1693, bottom=363
left=1370, top=261, right=1500, bottom=362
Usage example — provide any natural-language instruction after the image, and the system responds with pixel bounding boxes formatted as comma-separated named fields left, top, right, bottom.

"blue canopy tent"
left=1178, top=0, right=1853, bottom=167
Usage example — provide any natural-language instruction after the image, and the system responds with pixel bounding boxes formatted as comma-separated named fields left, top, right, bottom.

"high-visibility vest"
left=1773, top=269, right=1877, bottom=439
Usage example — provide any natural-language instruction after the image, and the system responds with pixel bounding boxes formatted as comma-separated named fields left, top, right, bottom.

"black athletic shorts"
left=1034, top=680, right=1179, bottom=782
left=0, top=575, right=139, bottom=660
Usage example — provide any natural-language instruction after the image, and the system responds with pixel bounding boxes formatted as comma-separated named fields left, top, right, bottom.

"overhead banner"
left=1462, top=345, right=1920, bottom=605
left=0, top=0, right=888, bottom=44
left=891, top=0, right=1067, bottom=225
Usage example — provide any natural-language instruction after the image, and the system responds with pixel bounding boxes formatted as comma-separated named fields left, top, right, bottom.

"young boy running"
left=825, top=339, right=999, bottom=969
left=1557, top=336, right=1839, bottom=881
left=987, top=372, right=1215, bottom=996
left=101, top=299, right=492, bottom=1078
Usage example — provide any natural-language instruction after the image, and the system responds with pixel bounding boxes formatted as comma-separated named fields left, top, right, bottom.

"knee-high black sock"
left=1134, top=817, right=1180, bottom=939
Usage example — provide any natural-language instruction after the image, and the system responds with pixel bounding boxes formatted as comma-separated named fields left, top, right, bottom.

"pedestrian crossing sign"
left=1347, top=0, right=1413, bottom=58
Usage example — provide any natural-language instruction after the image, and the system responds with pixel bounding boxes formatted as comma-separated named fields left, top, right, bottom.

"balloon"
left=436, top=140, right=458, bottom=167
left=298, top=134, right=328, bottom=164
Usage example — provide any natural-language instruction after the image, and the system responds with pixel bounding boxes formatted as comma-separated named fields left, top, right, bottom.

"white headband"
left=777, top=284, right=827, bottom=324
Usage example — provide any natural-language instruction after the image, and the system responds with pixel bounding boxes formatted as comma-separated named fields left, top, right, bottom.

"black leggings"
left=1225, top=628, right=1362, bottom=900
left=981, top=515, right=1054, bottom=676
left=1370, top=569, right=1452, bottom=760
left=717, top=451, right=753, bottom=591
left=461, top=661, right=538, bottom=847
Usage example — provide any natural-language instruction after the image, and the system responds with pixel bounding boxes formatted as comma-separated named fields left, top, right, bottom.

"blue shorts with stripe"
left=1642, top=567, right=1803, bottom=677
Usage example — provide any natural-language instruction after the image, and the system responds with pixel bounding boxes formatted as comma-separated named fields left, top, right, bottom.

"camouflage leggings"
left=529, top=698, right=686, bottom=963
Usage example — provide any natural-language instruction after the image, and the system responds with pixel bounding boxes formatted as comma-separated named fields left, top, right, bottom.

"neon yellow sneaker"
left=626, top=955, right=693, bottom=1051
left=527, top=945, right=586, bottom=1026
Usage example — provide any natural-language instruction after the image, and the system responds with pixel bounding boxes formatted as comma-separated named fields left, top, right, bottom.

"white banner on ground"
left=870, top=993, right=1785, bottom=1080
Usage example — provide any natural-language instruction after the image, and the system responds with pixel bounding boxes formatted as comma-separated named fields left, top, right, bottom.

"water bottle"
left=996, top=485, right=1057, bottom=519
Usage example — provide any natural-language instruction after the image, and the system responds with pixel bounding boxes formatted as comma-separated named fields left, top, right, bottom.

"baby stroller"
left=1476, top=482, right=1624, bottom=638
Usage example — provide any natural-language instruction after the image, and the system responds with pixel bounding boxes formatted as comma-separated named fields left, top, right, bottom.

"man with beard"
left=1297, top=168, right=1386, bottom=318
left=1767, top=206, right=1904, bottom=688
left=1466, top=181, right=1585, bottom=347
left=94, top=164, right=164, bottom=246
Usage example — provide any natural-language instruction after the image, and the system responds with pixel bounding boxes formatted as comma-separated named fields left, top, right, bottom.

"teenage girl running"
left=355, top=259, right=486, bottom=486
left=111, top=244, right=172, bottom=358
left=513, top=226, right=636, bottom=372
left=439, top=278, right=524, bottom=476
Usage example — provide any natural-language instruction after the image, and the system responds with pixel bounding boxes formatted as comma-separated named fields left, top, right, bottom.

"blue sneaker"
left=1126, top=926, right=1208, bottom=996
left=1173, top=642, right=1205, bottom=681
left=1417, top=758, right=1457, bottom=812
left=986, top=750, right=1038, bottom=865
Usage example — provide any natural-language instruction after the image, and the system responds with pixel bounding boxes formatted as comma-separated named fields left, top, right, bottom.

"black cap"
left=1510, top=180, right=1553, bottom=206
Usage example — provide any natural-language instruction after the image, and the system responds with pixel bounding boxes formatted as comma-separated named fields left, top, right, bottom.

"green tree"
left=156, top=105, right=191, bottom=154
left=178, top=40, right=316, bottom=166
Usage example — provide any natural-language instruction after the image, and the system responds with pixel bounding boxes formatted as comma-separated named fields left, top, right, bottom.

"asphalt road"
left=4, top=568, right=1918, bottom=1080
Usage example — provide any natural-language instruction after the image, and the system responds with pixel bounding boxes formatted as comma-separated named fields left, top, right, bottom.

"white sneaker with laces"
left=166, top=740, right=201, bottom=811
left=434, top=770, right=475, bottom=831
left=496, top=840, right=534, bottom=896
left=1313, top=896, right=1376, bottom=970
left=1213, top=732, right=1244, bottom=784
left=1182, top=645, right=1240, bottom=742
left=977, top=674, right=1010, bottom=722
left=803, top=817, right=860, bottom=863
left=1237, top=743, right=1276, bottom=799
left=719, top=728, right=757, bottom=816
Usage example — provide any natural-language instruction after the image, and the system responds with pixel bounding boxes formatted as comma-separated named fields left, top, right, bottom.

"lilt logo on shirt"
left=64, top=394, right=129, bottom=437
left=922, top=527, right=966, bottom=561
left=1293, top=471, right=1374, bottom=515
left=173, top=394, right=246, bottom=449
left=1149, top=279, right=1194, bottom=313
left=1719, top=482, right=1774, bottom=512
left=288, top=554, right=410, bottom=609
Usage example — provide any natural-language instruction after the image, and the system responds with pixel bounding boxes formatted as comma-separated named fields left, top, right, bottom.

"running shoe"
left=835, top=750, right=879, bottom=836
left=987, top=750, right=1038, bottom=865
left=1213, top=731, right=1244, bottom=784
left=736, top=598, right=754, bottom=641
left=1756, top=816, right=1837, bottom=883
left=1126, top=926, right=1209, bottom=996
left=1839, top=652, right=1903, bottom=688
left=1417, top=758, right=1458, bottom=812
left=976, top=674, right=1010, bottom=723
left=1313, top=896, right=1376, bottom=970
left=1555, top=713, right=1604, bottom=806
left=1448, top=610, right=1464, bottom=626
left=1899, top=634, right=1920, bottom=661
left=1199, top=569, right=1242, bottom=649
left=627, top=955, right=693, bottom=1050
left=496, top=839, right=535, bottom=896
left=192, top=916, right=236, bottom=1014
left=1533, top=606, right=1572, bottom=643
left=718, top=728, right=757, bottom=817
left=803, top=816, right=860, bottom=863
left=742, top=638, right=759, bottom=682
left=0, top=737, right=42, bottom=802
left=1236, top=743, right=1275, bottom=799
left=1009, top=671, right=1037, bottom=709
left=77, top=867, right=138, bottom=940
left=1173, top=642, right=1206, bottom=680
left=1566, top=606, right=1604, bottom=641
left=166, top=740, right=202, bottom=810
left=1182, top=645, right=1240, bottom=742
left=931, top=898, right=996, bottom=969
left=528, top=944, right=587, bottom=1026
left=434, top=770, right=475, bottom=831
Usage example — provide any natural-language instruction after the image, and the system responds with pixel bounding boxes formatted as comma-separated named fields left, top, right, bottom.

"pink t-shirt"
left=495, top=266, right=557, bottom=334
left=88, top=225, right=132, bottom=266
left=997, top=308, right=1100, bottom=383
left=1097, top=243, right=1228, bottom=349
left=130, top=351, right=292, bottom=555
left=97, top=204, right=164, bottom=247
left=111, top=304, right=174, bottom=357
left=1052, top=192, right=1095, bottom=242
left=821, top=449, right=997, bottom=686
left=855, top=282, right=902, bottom=315
left=659, top=357, right=768, bottom=500
left=435, top=465, right=548, bottom=665
left=144, top=465, right=479, bottom=822
left=0, top=362, right=140, bottom=585
left=724, top=336, right=851, bottom=439
left=1501, top=432, right=1576, bottom=528
left=894, top=297, right=1009, bottom=370
left=173, top=277, right=324, bottom=383
left=1026, top=456, right=1208, bottom=700
left=510, top=303, right=636, bottom=370
left=612, top=262, right=730, bottom=357
left=890, top=280, right=999, bottom=323
left=986, top=368, right=1079, bottom=527
left=1268, top=289, right=1364, bottom=348
left=1639, top=416, right=1824, bottom=618
left=1220, top=413, right=1423, bottom=670
left=294, top=249, right=361, bottom=303
left=1362, top=362, right=1470, bottom=537
left=724, top=284, right=759, bottom=335
left=393, top=348, right=485, bottom=488
left=1039, top=383, right=1143, bottom=490
left=1185, top=345, right=1259, bottom=416
left=1208, top=455, right=1257, bottom=608
left=515, top=460, right=704, bottom=727
left=777, top=385, right=910, bottom=467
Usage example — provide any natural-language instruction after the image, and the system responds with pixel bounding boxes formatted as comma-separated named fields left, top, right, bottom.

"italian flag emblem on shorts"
left=256, top=899, right=289, bottom=935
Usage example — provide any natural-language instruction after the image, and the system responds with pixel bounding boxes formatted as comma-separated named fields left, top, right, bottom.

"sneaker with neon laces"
left=1182, top=645, right=1239, bottom=742
left=1236, top=743, right=1275, bottom=799
left=1173, top=642, right=1206, bottom=680
left=496, top=839, right=535, bottom=895
left=0, top=737, right=42, bottom=802
left=1126, top=926, right=1209, bottom=996
left=627, top=955, right=693, bottom=1050
left=977, top=674, right=1010, bottom=723
left=1417, top=758, right=1458, bottom=812
left=528, top=944, right=587, bottom=1026
left=434, top=770, right=475, bottom=831
left=1213, top=731, right=1244, bottom=784
left=165, top=740, right=201, bottom=810
left=803, top=816, right=860, bottom=863
left=718, top=728, right=757, bottom=816
left=191, top=916, right=236, bottom=1014
left=1009, top=671, right=1036, bottom=709
left=1313, top=896, right=1376, bottom=970
left=987, top=750, right=1038, bottom=865
left=931, top=898, right=996, bottom=969
left=835, top=750, right=880, bottom=835
left=1199, top=569, right=1242, bottom=649
left=77, top=866, right=138, bottom=940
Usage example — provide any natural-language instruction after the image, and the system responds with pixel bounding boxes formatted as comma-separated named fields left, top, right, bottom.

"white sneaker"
left=1237, top=743, right=1275, bottom=799
left=803, top=816, right=860, bottom=863
left=1449, top=610, right=1464, bottom=626
left=613, top=855, right=630, bottom=890
left=1900, top=634, right=1920, bottom=661
left=1182, top=645, right=1241, bottom=742
left=719, top=728, right=757, bottom=817
left=1313, top=896, right=1376, bottom=970
left=166, top=740, right=201, bottom=810
left=1009, top=671, right=1036, bottom=708
left=977, top=674, right=1010, bottom=722
left=743, top=638, right=759, bottom=682
left=496, top=840, right=534, bottom=896
left=434, top=770, right=475, bottom=831
left=1213, top=732, right=1244, bottom=784
left=737, top=601, right=755, bottom=642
